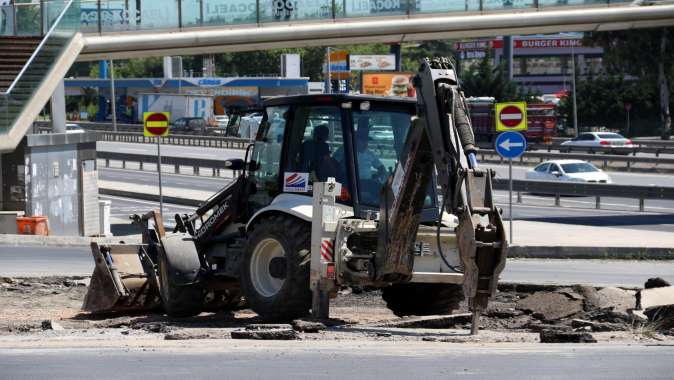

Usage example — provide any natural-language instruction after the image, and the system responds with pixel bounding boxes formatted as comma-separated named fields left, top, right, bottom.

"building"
left=454, top=34, right=604, bottom=95
left=64, top=76, right=310, bottom=122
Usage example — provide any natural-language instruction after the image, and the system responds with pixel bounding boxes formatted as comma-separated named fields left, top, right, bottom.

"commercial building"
left=455, top=34, right=604, bottom=95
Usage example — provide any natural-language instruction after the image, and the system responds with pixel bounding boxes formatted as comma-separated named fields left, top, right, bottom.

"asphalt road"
left=99, top=167, right=674, bottom=233
left=1, top=246, right=671, bottom=287
left=1, top=344, right=673, bottom=380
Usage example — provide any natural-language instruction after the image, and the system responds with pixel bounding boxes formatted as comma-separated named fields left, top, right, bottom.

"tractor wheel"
left=241, top=215, right=311, bottom=321
left=158, top=249, right=204, bottom=318
left=382, top=283, right=464, bottom=317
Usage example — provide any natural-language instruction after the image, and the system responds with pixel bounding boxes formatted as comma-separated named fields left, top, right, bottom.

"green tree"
left=588, top=28, right=673, bottom=139
left=459, top=53, right=521, bottom=102
left=401, top=40, right=456, bottom=72
left=558, top=73, right=657, bottom=136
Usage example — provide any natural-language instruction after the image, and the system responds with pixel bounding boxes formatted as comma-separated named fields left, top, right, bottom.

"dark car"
left=170, top=117, right=207, bottom=134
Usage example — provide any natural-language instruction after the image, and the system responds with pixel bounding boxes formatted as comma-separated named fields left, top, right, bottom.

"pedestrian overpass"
left=2, top=0, right=674, bottom=151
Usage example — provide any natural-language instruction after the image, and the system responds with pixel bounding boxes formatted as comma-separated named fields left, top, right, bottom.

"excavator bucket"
left=82, top=242, right=160, bottom=313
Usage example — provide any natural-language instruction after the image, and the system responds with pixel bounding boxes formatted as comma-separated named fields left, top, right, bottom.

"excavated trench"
left=0, top=276, right=672, bottom=343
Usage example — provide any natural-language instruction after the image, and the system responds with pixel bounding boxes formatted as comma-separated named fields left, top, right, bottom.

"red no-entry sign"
left=496, top=102, right=527, bottom=132
left=144, top=112, right=170, bottom=137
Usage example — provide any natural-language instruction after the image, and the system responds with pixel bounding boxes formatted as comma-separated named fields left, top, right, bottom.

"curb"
left=508, top=245, right=674, bottom=260
left=0, top=234, right=141, bottom=248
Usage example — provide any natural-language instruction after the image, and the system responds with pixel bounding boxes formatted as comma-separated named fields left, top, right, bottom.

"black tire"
left=382, top=283, right=464, bottom=317
left=241, top=215, right=311, bottom=321
left=158, top=249, right=204, bottom=318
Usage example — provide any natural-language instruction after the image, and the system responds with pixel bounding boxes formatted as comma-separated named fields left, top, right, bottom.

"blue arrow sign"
left=495, top=131, right=527, bottom=159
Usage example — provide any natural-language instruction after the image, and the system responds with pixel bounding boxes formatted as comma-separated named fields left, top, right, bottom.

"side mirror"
left=551, top=171, right=562, bottom=177
left=224, top=159, right=259, bottom=172
left=224, top=159, right=245, bottom=171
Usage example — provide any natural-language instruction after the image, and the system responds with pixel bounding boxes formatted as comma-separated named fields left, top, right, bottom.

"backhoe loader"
left=83, top=58, right=507, bottom=332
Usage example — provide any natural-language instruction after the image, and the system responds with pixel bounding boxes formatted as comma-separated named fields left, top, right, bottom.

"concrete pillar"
left=163, top=56, right=173, bottom=79
left=51, top=80, right=66, bottom=134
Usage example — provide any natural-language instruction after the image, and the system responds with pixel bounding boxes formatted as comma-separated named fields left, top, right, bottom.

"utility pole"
left=325, top=47, right=331, bottom=94
left=571, top=44, right=579, bottom=138
left=110, top=59, right=117, bottom=132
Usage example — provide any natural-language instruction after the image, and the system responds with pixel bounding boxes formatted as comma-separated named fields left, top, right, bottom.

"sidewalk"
left=505, top=221, right=674, bottom=259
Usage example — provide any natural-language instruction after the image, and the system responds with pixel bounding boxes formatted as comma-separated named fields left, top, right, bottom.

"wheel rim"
left=250, top=238, right=285, bottom=298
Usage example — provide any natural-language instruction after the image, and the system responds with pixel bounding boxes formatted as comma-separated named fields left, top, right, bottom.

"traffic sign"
left=496, top=102, right=527, bottom=132
left=495, top=131, right=527, bottom=159
left=144, top=112, right=170, bottom=137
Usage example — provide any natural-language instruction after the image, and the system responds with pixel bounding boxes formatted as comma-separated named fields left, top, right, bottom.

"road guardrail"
left=493, top=178, right=674, bottom=211
left=478, top=149, right=674, bottom=172
left=36, top=121, right=673, bottom=156
left=96, top=131, right=252, bottom=150
left=98, top=151, right=242, bottom=177
left=98, top=151, right=674, bottom=212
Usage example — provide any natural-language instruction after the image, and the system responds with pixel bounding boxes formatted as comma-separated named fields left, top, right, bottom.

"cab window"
left=349, top=106, right=430, bottom=208
left=284, top=105, right=347, bottom=191
left=249, top=106, right=288, bottom=210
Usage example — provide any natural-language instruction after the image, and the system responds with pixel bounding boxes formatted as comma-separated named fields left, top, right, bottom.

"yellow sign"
left=495, top=102, right=527, bottom=132
left=361, top=72, right=415, bottom=97
left=328, top=50, right=350, bottom=80
left=144, top=112, right=170, bottom=137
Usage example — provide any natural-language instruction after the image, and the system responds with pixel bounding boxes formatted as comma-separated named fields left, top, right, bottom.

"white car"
left=526, top=160, right=612, bottom=183
left=560, top=132, right=634, bottom=154
left=214, top=115, right=229, bottom=128
left=65, top=123, right=85, bottom=134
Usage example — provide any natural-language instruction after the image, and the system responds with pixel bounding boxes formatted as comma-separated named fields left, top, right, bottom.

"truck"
left=137, top=93, right=213, bottom=123
left=84, top=58, right=506, bottom=333
left=467, top=97, right=557, bottom=144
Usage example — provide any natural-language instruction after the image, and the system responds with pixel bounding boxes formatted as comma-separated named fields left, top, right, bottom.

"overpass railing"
left=76, top=0, right=629, bottom=34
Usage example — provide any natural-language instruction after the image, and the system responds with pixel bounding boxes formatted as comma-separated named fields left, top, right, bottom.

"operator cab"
left=249, top=94, right=437, bottom=220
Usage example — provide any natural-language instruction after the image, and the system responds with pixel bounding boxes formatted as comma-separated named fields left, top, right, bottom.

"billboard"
left=350, top=55, right=396, bottom=71
left=361, top=72, right=415, bottom=97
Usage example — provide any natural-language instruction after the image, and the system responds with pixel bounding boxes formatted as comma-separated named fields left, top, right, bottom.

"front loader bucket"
left=82, top=243, right=160, bottom=314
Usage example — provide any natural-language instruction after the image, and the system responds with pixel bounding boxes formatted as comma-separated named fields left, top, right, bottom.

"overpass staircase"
left=0, top=0, right=83, bottom=152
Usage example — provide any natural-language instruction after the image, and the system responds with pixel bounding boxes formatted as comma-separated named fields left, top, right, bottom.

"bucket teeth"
left=82, top=243, right=160, bottom=314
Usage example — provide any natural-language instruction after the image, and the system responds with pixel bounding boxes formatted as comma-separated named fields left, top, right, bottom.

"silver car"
left=560, top=132, right=634, bottom=154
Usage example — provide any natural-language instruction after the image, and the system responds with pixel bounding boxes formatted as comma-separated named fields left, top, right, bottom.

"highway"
left=98, top=166, right=674, bottom=233
left=1, top=245, right=672, bottom=287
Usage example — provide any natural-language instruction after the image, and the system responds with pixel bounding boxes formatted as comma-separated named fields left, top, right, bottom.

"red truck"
left=466, top=97, right=557, bottom=145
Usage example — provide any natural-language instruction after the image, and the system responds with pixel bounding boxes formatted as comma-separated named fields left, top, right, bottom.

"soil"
left=1, top=276, right=672, bottom=345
